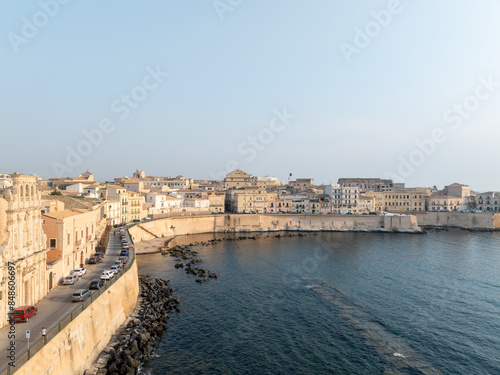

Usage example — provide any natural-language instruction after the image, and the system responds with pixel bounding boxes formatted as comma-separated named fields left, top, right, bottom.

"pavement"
left=0, top=226, right=134, bottom=370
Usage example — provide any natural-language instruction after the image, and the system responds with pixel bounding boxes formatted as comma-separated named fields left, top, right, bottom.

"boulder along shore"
left=85, top=276, right=180, bottom=375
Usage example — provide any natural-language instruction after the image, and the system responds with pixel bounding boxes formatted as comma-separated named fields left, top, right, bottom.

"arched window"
left=31, top=186, right=35, bottom=199
left=25, top=185, right=29, bottom=199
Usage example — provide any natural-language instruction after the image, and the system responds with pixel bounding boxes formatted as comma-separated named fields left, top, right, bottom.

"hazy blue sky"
left=1, top=1, right=499, bottom=191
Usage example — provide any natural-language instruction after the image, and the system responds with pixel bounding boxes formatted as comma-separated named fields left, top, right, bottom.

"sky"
left=1, top=0, right=500, bottom=191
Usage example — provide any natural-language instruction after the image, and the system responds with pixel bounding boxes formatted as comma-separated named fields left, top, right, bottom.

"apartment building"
left=475, top=192, right=500, bottom=212
left=42, top=207, right=103, bottom=286
left=325, top=184, right=360, bottom=213
left=225, top=188, right=277, bottom=213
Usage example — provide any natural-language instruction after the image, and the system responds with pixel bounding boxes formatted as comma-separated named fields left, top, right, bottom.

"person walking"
left=41, top=327, right=47, bottom=344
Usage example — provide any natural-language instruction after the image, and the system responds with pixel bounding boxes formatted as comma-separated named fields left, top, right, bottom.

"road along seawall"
left=412, top=212, right=500, bottom=230
left=15, top=261, right=140, bottom=375
left=129, top=214, right=420, bottom=242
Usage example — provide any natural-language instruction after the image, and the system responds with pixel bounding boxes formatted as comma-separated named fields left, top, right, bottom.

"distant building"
left=428, top=195, right=464, bottom=212
left=225, top=188, right=277, bottom=213
left=224, top=169, right=283, bottom=189
left=289, top=178, right=314, bottom=189
left=325, top=184, right=360, bottom=213
left=338, top=178, right=393, bottom=192
left=475, top=192, right=500, bottom=212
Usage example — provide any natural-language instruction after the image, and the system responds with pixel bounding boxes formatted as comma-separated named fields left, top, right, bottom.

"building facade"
left=0, top=174, right=48, bottom=327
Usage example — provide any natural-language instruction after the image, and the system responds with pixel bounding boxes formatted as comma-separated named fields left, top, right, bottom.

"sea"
left=136, top=229, right=500, bottom=375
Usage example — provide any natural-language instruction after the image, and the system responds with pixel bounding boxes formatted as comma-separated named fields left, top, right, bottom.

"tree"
left=50, top=190, right=62, bottom=196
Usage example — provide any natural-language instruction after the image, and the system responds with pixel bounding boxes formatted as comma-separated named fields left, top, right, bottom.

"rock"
left=107, top=361, right=119, bottom=373
left=84, top=367, right=99, bottom=375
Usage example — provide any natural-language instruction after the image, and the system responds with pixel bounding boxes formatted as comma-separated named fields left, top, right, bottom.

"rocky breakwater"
left=161, top=244, right=218, bottom=283
left=85, top=276, right=180, bottom=375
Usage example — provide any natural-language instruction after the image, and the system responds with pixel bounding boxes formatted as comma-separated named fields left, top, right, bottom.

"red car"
left=11, top=305, right=37, bottom=322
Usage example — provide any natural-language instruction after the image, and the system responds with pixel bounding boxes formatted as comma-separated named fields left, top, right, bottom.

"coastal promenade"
left=0, top=227, right=135, bottom=374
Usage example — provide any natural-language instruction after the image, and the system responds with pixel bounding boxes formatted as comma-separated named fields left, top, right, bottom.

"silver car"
left=63, top=275, right=79, bottom=285
left=71, top=289, right=91, bottom=302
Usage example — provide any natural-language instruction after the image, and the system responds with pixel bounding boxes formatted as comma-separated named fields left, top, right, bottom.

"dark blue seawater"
left=136, top=230, right=500, bottom=375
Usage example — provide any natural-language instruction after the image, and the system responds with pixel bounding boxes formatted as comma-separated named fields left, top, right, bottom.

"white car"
left=100, top=271, right=114, bottom=280
left=71, top=268, right=87, bottom=277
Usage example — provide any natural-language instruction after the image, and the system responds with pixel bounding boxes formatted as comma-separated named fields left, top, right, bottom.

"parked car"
left=118, top=256, right=128, bottom=265
left=10, top=305, right=37, bottom=322
left=88, top=256, right=98, bottom=264
left=100, top=271, right=114, bottom=280
left=89, top=279, right=105, bottom=289
left=120, top=250, right=129, bottom=256
left=114, top=260, right=124, bottom=267
left=63, top=275, right=79, bottom=285
left=93, top=253, right=104, bottom=261
left=71, top=289, right=91, bottom=302
left=132, top=219, right=140, bottom=222
left=110, top=265, right=122, bottom=275
left=71, top=268, right=87, bottom=276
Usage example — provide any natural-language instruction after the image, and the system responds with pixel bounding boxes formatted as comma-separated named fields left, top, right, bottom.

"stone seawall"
left=413, top=212, right=500, bottom=230
left=16, top=261, right=140, bottom=375
left=129, top=214, right=420, bottom=242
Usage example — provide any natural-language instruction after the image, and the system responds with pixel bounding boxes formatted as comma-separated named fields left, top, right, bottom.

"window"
left=50, top=239, right=57, bottom=248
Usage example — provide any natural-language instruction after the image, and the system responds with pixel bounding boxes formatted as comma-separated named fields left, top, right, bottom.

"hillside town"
left=0, top=168, right=497, bottom=330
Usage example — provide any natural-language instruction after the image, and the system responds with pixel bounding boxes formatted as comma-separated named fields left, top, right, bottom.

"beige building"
left=42, top=207, right=103, bottom=285
left=127, top=191, right=146, bottom=221
left=207, top=191, right=225, bottom=213
left=224, top=169, right=283, bottom=189
left=358, top=195, right=376, bottom=213
left=0, top=174, right=48, bottom=327
left=383, top=188, right=428, bottom=212
left=289, top=178, right=314, bottom=189
left=363, top=191, right=384, bottom=212
left=123, top=178, right=145, bottom=193
left=444, top=183, right=471, bottom=199
left=225, top=188, right=277, bottom=213
left=224, top=169, right=254, bottom=189
left=428, top=195, right=464, bottom=212
left=104, top=201, right=121, bottom=226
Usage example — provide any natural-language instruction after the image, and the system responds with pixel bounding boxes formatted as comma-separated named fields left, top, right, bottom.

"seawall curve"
left=129, top=214, right=420, bottom=242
